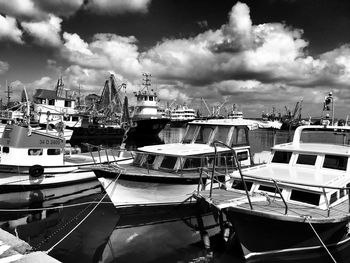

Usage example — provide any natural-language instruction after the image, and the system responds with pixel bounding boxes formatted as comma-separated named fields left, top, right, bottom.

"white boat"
left=197, top=125, right=350, bottom=261
left=0, top=124, right=132, bottom=192
left=128, top=73, right=170, bottom=138
left=169, top=104, right=196, bottom=127
left=93, top=118, right=259, bottom=209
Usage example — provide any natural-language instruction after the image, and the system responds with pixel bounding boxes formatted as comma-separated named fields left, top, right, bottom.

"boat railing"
left=209, top=140, right=253, bottom=210
left=230, top=173, right=350, bottom=216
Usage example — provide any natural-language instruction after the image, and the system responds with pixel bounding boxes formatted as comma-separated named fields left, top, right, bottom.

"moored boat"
left=0, top=124, right=132, bottom=192
left=199, top=125, right=350, bottom=261
left=128, top=73, right=170, bottom=139
left=92, top=118, right=261, bottom=209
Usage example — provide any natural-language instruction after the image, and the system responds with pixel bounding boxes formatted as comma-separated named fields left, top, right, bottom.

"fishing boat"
left=201, top=125, right=350, bottom=261
left=92, top=118, right=260, bottom=209
left=0, top=124, right=132, bottom=192
left=70, top=74, right=130, bottom=142
left=127, top=73, right=169, bottom=139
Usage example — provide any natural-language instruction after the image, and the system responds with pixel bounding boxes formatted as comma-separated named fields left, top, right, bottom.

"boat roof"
left=273, top=142, right=350, bottom=156
left=137, top=143, right=248, bottom=156
left=33, top=89, right=75, bottom=101
left=241, top=164, right=346, bottom=189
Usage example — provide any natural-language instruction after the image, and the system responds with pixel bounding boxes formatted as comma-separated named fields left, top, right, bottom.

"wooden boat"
left=205, top=125, right=350, bottom=261
left=0, top=124, right=132, bottom=192
left=93, top=118, right=260, bottom=209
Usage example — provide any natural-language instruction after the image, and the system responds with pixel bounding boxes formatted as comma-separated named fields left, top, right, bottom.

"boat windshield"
left=182, top=125, right=197, bottom=143
left=195, top=125, right=215, bottom=144
left=211, top=126, right=231, bottom=145
left=300, top=129, right=350, bottom=145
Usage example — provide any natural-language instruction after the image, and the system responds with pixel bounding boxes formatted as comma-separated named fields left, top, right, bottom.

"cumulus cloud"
left=0, top=0, right=151, bottom=20
left=86, top=0, right=152, bottom=14
left=0, top=15, right=23, bottom=43
left=21, top=14, right=62, bottom=47
left=61, top=33, right=142, bottom=78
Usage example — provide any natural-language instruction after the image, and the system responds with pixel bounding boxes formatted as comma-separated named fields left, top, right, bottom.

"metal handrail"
left=211, top=140, right=253, bottom=210
left=271, top=179, right=288, bottom=215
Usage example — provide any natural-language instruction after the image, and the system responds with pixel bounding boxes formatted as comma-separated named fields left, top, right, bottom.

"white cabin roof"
left=242, top=164, right=346, bottom=189
left=273, top=142, right=350, bottom=156
left=138, top=143, right=247, bottom=156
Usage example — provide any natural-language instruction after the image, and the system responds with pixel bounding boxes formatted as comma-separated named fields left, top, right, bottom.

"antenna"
left=142, top=73, right=152, bottom=91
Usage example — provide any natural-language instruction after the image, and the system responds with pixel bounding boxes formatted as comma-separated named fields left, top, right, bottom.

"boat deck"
left=64, top=151, right=130, bottom=165
left=194, top=188, right=350, bottom=220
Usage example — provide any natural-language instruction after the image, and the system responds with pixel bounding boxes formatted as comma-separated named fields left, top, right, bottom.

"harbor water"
left=0, top=127, right=348, bottom=263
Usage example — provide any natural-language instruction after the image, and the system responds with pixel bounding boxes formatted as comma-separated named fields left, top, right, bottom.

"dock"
left=0, top=229, right=60, bottom=263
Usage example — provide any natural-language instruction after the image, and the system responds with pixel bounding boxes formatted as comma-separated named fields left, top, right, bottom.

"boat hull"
left=128, top=118, right=169, bottom=138
left=226, top=207, right=349, bottom=259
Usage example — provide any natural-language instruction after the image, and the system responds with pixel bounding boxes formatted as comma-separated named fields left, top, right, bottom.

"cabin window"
left=231, top=127, right=248, bottom=146
left=142, top=154, right=156, bottom=168
left=72, top=116, right=79, bottom=121
left=133, top=153, right=145, bottom=166
left=323, top=155, right=347, bottom=171
left=290, top=190, right=320, bottom=206
left=237, top=151, right=249, bottom=161
left=330, top=192, right=337, bottom=204
left=258, top=185, right=282, bottom=193
left=195, top=126, right=215, bottom=144
left=2, top=147, right=9, bottom=153
left=160, top=156, right=177, bottom=169
left=272, top=151, right=292, bottom=164
left=296, top=154, right=317, bottom=165
left=47, top=149, right=61, bottom=155
left=212, top=126, right=231, bottom=145
left=48, top=99, right=55, bottom=106
left=63, top=116, right=70, bottom=121
left=340, top=189, right=346, bottom=199
left=28, top=149, right=43, bottom=156
left=231, top=180, right=253, bottom=191
left=183, top=157, right=202, bottom=169
left=64, top=101, right=72, bottom=107
left=182, top=125, right=197, bottom=143
left=218, top=153, right=235, bottom=167
left=149, top=96, right=153, bottom=101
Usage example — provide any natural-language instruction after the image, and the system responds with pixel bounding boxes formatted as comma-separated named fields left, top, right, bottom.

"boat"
left=227, top=104, right=243, bottom=119
left=169, top=103, right=197, bottom=127
left=199, top=125, right=350, bottom=261
left=70, top=74, right=130, bottom=143
left=0, top=124, right=132, bottom=192
left=127, top=73, right=170, bottom=139
left=92, top=118, right=260, bottom=210
left=33, top=77, right=82, bottom=129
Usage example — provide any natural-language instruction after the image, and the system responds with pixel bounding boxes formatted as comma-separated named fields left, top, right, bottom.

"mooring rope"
left=305, top=217, right=337, bottom=263
left=43, top=171, right=122, bottom=254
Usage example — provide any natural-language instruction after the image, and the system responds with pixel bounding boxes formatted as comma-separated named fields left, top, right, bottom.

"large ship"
left=127, top=73, right=169, bottom=139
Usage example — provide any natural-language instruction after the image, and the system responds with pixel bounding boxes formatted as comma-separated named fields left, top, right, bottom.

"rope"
left=0, top=201, right=113, bottom=213
left=44, top=171, right=122, bottom=254
left=305, top=217, right=337, bottom=263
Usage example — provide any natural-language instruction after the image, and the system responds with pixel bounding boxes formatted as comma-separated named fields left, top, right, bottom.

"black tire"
left=88, top=126, right=96, bottom=135
left=29, top=165, right=44, bottom=178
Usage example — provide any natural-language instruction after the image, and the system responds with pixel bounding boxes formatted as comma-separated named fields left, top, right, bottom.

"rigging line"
left=305, top=217, right=337, bottom=263
left=0, top=201, right=114, bottom=212
left=45, top=172, right=122, bottom=254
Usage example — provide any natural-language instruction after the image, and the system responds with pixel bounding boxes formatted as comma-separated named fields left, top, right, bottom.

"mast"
left=142, top=73, right=152, bottom=92
left=5, top=81, right=12, bottom=107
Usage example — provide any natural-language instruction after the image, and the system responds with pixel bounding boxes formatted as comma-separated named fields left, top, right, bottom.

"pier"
left=0, top=229, right=59, bottom=262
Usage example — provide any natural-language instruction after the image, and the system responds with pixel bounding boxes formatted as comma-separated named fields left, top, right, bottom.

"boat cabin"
left=0, top=124, right=65, bottom=167
left=131, top=119, right=254, bottom=174
left=231, top=125, right=350, bottom=210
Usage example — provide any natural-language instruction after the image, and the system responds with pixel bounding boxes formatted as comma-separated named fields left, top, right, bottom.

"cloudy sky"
left=1, top=0, right=350, bottom=118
